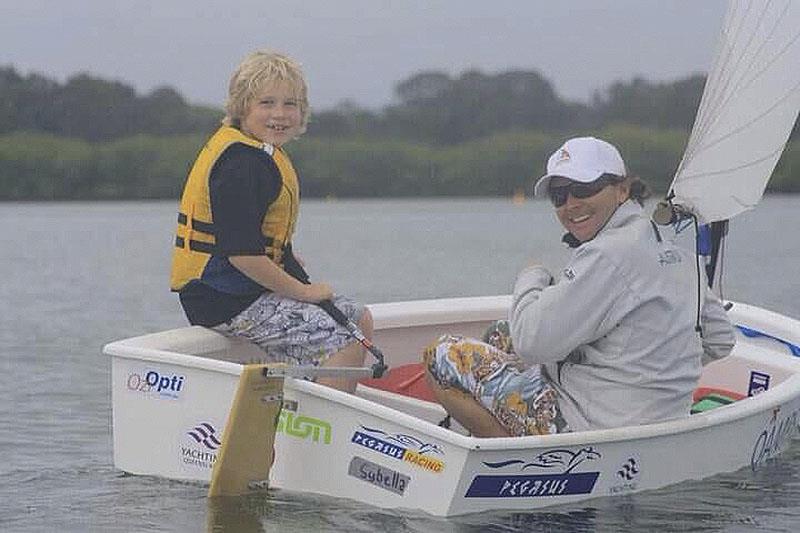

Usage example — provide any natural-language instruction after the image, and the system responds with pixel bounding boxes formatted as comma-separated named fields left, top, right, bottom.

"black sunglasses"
left=548, top=174, right=622, bottom=207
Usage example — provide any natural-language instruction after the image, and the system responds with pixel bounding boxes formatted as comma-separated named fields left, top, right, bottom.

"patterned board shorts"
left=212, top=292, right=365, bottom=366
left=424, top=320, right=567, bottom=436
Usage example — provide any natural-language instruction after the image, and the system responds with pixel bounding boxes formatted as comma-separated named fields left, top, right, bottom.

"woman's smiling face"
left=551, top=176, right=630, bottom=242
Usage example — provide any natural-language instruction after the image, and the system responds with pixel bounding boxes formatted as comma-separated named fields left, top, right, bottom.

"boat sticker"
left=126, top=369, right=185, bottom=400
left=748, top=371, right=770, bottom=397
left=350, top=425, right=445, bottom=473
left=188, top=422, right=222, bottom=450
left=277, top=411, right=331, bottom=444
left=616, top=457, right=639, bottom=481
left=465, top=446, right=600, bottom=498
left=608, top=454, right=641, bottom=494
left=751, top=406, right=800, bottom=470
left=481, top=446, right=599, bottom=472
left=348, top=456, right=410, bottom=496
left=180, top=421, right=220, bottom=470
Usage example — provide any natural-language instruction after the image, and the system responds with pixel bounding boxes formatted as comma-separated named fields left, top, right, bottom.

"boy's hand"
left=298, top=282, right=334, bottom=303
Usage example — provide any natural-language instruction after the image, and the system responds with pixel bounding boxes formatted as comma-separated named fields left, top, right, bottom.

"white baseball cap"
left=533, top=137, right=626, bottom=197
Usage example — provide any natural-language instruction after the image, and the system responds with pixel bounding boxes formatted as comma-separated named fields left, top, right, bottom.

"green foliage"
left=599, top=123, right=689, bottom=192
left=770, top=139, right=800, bottom=193
left=0, top=64, right=797, bottom=199
left=433, top=131, right=555, bottom=195
left=93, top=134, right=205, bottom=198
left=592, top=76, right=706, bottom=131
left=381, top=69, right=575, bottom=144
left=0, top=65, right=219, bottom=141
left=0, top=132, right=93, bottom=198
left=2, top=127, right=796, bottom=200
left=310, top=70, right=700, bottom=146
left=289, top=138, right=437, bottom=197
left=0, top=132, right=203, bottom=200
left=290, top=128, right=685, bottom=198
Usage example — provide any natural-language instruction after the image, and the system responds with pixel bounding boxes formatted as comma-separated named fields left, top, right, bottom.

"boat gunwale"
left=369, top=295, right=511, bottom=329
left=103, top=337, right=244, bottom=376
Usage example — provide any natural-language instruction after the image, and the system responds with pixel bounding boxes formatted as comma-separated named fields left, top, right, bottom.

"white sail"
left=671, top=0, right=800, bottom=223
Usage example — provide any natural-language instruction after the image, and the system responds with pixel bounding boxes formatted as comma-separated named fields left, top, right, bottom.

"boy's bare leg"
left=319, top=309, right=373, bottom=392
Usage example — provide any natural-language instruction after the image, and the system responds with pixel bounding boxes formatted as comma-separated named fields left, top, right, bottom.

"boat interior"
left=110, top=307, right=800, bottom=439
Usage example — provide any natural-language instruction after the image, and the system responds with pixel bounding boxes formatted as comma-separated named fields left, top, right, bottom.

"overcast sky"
left=2, top=0, right=728, bottom=110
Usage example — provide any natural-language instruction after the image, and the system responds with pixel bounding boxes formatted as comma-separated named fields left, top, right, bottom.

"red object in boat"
left=692, top=386, right=746, bottom=403
left=359, top=363, right=437, bottom=403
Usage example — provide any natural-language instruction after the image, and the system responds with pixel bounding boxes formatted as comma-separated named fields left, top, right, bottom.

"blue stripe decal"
left=736, top=325, right=800, bottom=357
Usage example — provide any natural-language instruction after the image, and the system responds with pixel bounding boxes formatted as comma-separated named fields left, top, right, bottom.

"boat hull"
left=104, top=297, right=800, bottom=516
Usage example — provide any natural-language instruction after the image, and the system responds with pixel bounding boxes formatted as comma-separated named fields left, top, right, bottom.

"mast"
left=705, top=220, right=728, bottom=289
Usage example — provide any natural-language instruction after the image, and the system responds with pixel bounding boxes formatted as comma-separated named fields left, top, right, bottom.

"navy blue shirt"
left=179, top=142, right=283, bottom=327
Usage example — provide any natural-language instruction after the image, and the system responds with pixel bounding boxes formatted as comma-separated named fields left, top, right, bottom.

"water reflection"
left=206, top=494, right=270, bottom=533
left=447, top=507, right=599, bottom=532
left=200, top=444, right=800, bottom=533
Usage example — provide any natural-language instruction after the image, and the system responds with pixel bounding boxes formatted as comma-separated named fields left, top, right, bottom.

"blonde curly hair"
left=223, top=50, right=309, bottom=135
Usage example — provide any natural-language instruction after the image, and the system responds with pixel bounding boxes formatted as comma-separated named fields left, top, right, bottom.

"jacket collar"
left=562, top=200, right=643, bottom=248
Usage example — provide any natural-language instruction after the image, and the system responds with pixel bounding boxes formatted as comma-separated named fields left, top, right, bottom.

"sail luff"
left=689, top=2, right=794, bottom=159
left=679, top=0, right=766, bottom=178
left=668, top=0, right=800, bottom=224
left=673, top=0, right=745, bottom=181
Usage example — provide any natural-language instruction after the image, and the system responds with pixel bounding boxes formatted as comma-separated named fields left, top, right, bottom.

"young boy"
left=170, top=50, right=371, bottom=392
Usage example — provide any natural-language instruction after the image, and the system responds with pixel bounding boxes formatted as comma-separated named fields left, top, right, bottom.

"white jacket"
left=510, top=201, right=735, bottom=431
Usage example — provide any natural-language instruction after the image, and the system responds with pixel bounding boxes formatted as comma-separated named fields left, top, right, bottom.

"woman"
left=170, top=50, right=371, bottom=392
left=425, top=136, right=735, bottom=435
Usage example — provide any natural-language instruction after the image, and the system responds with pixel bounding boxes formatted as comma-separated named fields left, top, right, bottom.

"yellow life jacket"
left=169, top=126, right=300, bottom=292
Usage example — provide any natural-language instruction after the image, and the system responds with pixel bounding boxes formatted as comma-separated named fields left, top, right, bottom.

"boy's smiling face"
left=241, top=80, right=303, bottom=147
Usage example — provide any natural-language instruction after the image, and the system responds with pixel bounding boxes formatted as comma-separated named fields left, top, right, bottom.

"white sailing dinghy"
left=103, top=0, right=800, bottom=516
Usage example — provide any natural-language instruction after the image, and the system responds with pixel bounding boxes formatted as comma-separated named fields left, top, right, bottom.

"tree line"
left=1, top=65, right=797, bottom=200
left=0, top=66, right=219, bottom=141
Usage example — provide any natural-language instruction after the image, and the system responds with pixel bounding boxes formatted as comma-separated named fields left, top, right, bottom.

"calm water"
left=1, top=197, right=799, bottom=532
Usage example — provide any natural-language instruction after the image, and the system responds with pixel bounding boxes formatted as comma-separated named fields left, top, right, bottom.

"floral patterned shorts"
left=212, top=292, right=365, bottom=366
left=423, top=321, right=567, bottom=436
